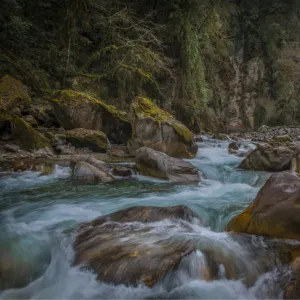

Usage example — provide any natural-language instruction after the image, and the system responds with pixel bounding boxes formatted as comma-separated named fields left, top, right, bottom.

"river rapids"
left=0, top=138, right=296, bottom=299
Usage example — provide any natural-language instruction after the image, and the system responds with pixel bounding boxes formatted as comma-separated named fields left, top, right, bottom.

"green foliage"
left=2, top=0, right=300, bottom=130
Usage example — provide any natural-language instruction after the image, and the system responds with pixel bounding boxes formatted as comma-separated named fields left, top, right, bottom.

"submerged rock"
left=129, top=97, right=197, bottom=158
left=228, top=141, right=240, bottom=154
left=227, top=171, right=300, bottom=240
left=66, top=128, right=110, bottom=152
left=238, top=143, right=298, bottom=171
left=51, top=90, right=131, bottom=144
left=73, top=206, right=199, bottom=287
left=136, top=147, right=201, bottom=183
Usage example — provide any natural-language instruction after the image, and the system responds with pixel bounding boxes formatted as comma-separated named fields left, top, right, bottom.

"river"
left=0, top=138, right=292, bottom=299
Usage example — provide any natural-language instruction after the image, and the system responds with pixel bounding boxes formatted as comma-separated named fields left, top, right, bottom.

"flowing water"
left=0, top=139, right=294, bottom=299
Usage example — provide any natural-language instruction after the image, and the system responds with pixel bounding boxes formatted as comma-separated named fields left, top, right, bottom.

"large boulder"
left=136, top=147, right=201, bottom=183
left=227, top=171, right=300, bottom=240
left=51, top=90, right=131, bottom=144
left=238, top=143, right=298, bottom=171
left=73, top=206, right=199, bottom=287
left=66, top=128, right=110, bottom=152
left=129, top=97, right=197, bottom=158
left=0, top=114, right=51, bottom=151
left=0, top=75, right=30, bottom=113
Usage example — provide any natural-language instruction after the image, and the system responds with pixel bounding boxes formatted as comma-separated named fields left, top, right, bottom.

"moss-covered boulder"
left=0, top=113, right=51, bottom=150
left=51, top=90, right=131, bottom=144
left=129, top=97, right=197, bottom=158
left=0, top=75, right=30, bottom=112
left=227, top=171, right=300, bottom=240
left=66, top=128, right=110, bottom=152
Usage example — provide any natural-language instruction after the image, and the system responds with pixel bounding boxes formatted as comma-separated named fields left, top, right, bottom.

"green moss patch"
left=0, top=75, right=31, bottom=111
left=51, top=90, right=129, bottom=122
left=66, top=128, right=109, bottom=152
left=132, top=97, right=193, bottom=143
left=11, top=117, right=51, bottom=150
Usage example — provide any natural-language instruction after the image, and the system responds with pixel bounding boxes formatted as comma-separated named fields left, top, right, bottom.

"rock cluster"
left=0, top=75, right=199, bottom=183
left=230, top=125, right=300, bottom=142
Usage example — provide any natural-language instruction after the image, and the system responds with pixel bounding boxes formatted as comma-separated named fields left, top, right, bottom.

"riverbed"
left=0, top=138, right=291, bottom=299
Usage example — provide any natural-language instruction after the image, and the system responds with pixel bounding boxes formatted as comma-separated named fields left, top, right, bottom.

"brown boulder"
left=136, top=147, right=201, bottom=183
left=227, top=171, right=300, bottom=240
left=51, top=90, right=131, bottom=144
left=238, top=143, right=298, bottom=171
left=66, top=128, right=110, bottom=153
left=73, top=206, right=199, bottom=287
left=72, top=160, right=114, bottom=183
left=129, top=97, right=197, bottom=158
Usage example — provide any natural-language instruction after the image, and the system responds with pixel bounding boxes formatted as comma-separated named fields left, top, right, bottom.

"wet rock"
left=3, top=144, right=20, bottom=153
left=89, top=205, right=199, bottom=226
left=129, top=97, right=197, bottom=158
left=112, top=166, right=133, bottom=177
left=73, top=206, right=199, bottom=287
left=72, top=161, right=114, bottom=183
left=66, top=128, right=110, bottom=153
left=228, top=142, right=239, bottom=154
left=283, top=258, right=300, bottom=299
left=51, top=90, right=131, bottom=144
left=227, top=171, right=300, bottom=240
left=238, top=143, right=298, bottom=171
left=136, top=147, right=201, bottom=183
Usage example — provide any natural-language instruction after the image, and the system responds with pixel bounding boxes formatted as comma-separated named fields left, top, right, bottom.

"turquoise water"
left=0, top=139, right=288, bottom=299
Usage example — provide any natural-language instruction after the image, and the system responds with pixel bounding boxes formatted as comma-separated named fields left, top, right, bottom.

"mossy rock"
left=66, top=128, right=110, bottom=153
left=130, top=97, right=197, bottom=158
left=51, top=90, right=131, bottom=144
left=1, top=112, right=50, bottom=150
left=0, top=75, right=31, bottom=112
left=9, top=116, right=51, bottom=150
